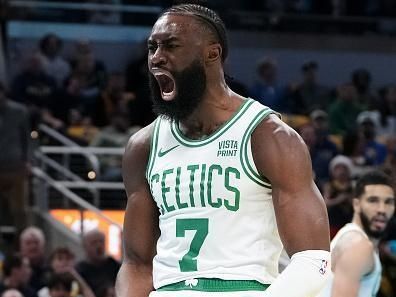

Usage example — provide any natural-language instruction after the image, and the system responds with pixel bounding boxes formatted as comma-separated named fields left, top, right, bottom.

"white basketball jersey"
left=318, top=223, right=382, bottom=297
left=146, top=98, right=283, bottom=289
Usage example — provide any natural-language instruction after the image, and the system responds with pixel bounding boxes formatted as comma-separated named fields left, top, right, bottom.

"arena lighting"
left=87, top=171, right=96, bottom=180
left=30, top=130, right=39, bottom=139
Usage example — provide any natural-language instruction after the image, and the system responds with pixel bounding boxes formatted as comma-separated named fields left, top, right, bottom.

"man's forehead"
left=363, top=184, right=395, bottom=198
left=150, top=14, right=200, bottom=38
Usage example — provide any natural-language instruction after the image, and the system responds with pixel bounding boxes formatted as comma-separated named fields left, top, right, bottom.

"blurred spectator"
left=47, top=247, right=75, bottom=275
left=250, top=57, right=288, bottom=112
left=329, top=83, right=363, bottom=135
left=50, top=78, right=80, bottom=126
left=351, top=68, right=378, bottom=109
left=76, top=230, right=120, bottom=296
left=38, top=248, right=95, bottom=297
left=10, top=53, right=62, bottom=130
left=290, top=61, right=331, bottom=115
left=383, top=136, right=396, bottom=180
left=46, top=273, right=73, bottom=297
left=309, top=110, right=339, bottom=186
left=93, top=72, right=135, bottom=127
left=38, top=33, right=71, bottom=88
left=90, top=111, right=140, bottom=181
left=0, top=81, right=30, bottom=230
left=299, top=122, right=338, bottom=188
left=66, top=112, right=98, bottom=146
left=377, top=85, right=396, bottom=138
left=0, top=254, right=36, bottom=297
left=1, top=289, right=23, bottom=297
left=322, top=155, right=354, bottom=238
left=356, top=111, right=387, bottom=166
left=68, top=40, right=107, bottom=120
left=341, top=129, right=369, bottom=177
left=19, top=227, right=48, bottom=292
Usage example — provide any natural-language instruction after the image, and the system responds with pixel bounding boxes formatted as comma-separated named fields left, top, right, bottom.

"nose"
left=150, top=47, right=167, bottom=67
left=377, top=201, right=387, bottom=215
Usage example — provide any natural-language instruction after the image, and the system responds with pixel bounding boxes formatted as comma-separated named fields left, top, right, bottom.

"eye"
left=165, top=43, right=179, bottom=49
left=367, top=196, right=379, bottom=203
left=148, top=43, right=157, bottom=52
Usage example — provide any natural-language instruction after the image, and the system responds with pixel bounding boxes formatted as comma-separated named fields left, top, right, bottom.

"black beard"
left=359, top=211, right=385, bottom=239
left=149, top=59, right=206, bottom=122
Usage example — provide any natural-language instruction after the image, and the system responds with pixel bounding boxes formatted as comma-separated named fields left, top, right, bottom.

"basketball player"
left=318, top=170, right=395, bottom=297
left=116, top=4, right=330, bottom=297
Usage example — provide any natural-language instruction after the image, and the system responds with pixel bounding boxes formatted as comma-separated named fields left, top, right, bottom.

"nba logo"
left=319, top=260, right=328, bottom=275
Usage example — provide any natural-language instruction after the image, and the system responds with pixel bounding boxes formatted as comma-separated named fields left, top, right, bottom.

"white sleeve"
left=264, top=250, right=331, bottom=297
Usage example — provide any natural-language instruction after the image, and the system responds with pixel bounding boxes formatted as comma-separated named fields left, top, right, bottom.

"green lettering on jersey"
left=207, top=164, right=222, bottom=208
left=187, top=164, right=199, bottom=207
left=150, top=173, right=165, bottom=214
left=224, top=167, right=241, bottom=211
left=175, top=166, right=188, bottom=209
left=161, top=169, right=175, bottom=212
left=199, top=164, right=207, bottom=207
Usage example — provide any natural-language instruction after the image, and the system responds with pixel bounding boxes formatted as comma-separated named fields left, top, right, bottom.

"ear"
left=206, top=44, right=222, bottom=64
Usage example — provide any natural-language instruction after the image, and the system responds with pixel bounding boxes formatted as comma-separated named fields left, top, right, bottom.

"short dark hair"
left=48, top=273, right=73, bottom=292
left=354, top=170, right=394, bottom=198
left=3, top=254, right=23, bottom=277
left=161, top=4, right=228, bottom=62
left=50, top=247, right=75, bottom=263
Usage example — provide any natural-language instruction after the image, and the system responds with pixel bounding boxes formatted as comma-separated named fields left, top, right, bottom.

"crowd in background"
left=1, top=31, right=396, bottom=222
left=1, top=3, right=396, bottom=296
left=0, top=227, right=119, bottom=297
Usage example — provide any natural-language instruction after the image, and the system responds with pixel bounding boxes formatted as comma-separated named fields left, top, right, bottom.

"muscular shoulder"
left=251, top=114, right=312, bottom=188
left=124, top=122, right=155, bottom=156
left=333, top=231, right=375, bottom=274
left=336, top=231, right=374, bottom=254
left=122, top=121, right=156, bottom=195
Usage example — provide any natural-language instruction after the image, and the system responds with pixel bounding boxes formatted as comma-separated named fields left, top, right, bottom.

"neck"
left=178, top=81, right=243, bottom=140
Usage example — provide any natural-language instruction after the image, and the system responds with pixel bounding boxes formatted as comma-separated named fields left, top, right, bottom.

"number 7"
left=176, top=218, right=209, bottom=272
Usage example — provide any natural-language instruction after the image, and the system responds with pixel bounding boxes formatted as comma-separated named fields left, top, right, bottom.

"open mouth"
left=153, top=71, right=176, bottom=101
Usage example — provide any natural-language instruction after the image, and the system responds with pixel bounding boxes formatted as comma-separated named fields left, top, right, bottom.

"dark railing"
left=4, top=0, right=396, bottom=35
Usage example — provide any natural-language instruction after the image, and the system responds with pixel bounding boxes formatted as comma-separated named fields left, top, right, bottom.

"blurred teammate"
left=116, top=4, right=330, bottom=297
left=318, top=170, right=395, bottom=297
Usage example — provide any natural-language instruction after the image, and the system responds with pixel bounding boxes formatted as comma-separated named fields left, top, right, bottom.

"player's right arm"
left=331, top=233, right=375, bottom=297
left=115, top=124, right=160, bottom=297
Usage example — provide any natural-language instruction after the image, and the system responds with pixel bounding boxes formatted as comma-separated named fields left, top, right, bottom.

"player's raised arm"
left=252, top=114, right=331, bottom=297
left=116, top=124, right=160, bottom=297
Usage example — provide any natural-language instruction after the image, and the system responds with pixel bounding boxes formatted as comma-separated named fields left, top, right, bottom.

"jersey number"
left=176, top=218, right=208, bottom=272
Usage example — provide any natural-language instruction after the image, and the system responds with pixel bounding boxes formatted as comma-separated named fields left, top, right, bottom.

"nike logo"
left=158, top=145, right=180, bottom=157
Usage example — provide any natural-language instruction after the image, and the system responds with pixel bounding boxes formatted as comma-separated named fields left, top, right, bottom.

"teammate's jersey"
left=146, top=98, right=283, bottom=289
left=318, top=223, right=382, bottom=297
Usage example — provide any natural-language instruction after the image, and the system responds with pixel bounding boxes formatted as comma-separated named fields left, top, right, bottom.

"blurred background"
left=0, top=0, right=396, bottom=297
